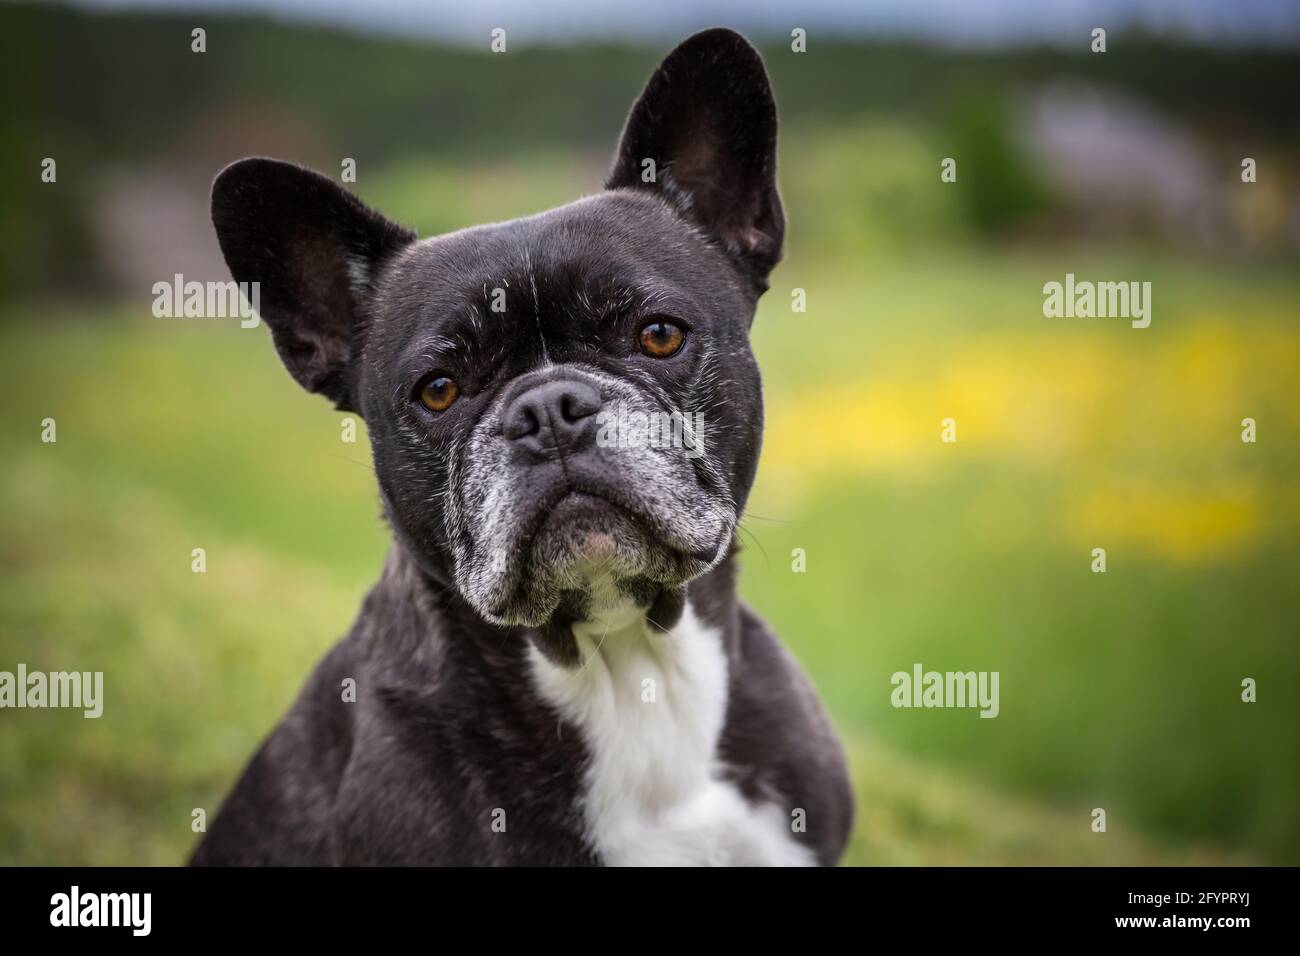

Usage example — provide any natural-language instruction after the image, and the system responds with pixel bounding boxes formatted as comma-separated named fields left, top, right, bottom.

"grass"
left=746, top=250, right=1300, bottom=864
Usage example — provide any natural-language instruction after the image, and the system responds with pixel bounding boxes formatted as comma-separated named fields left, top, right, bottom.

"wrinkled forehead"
left=372, top=192, right=732, bottom=339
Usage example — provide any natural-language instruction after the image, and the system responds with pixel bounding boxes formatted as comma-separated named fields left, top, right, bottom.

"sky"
left=69, top=0, right=1300, bottom=46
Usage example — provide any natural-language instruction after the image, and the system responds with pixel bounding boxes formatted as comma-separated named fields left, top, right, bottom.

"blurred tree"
left=947, top=93, right=1055, bottom=236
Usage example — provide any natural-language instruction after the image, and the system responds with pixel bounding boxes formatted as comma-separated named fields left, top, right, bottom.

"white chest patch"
left=528, top=595, right=815, bottom=867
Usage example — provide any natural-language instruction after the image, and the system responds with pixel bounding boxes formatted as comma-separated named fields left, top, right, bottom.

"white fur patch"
left=528, top=594, right=814, bottom=867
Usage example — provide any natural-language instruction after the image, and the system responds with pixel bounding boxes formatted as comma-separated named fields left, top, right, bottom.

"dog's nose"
left=502, top=378, right=602, bottom=457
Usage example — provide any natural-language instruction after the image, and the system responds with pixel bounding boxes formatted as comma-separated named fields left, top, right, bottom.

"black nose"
left=502, top=377, right=602, bottom=458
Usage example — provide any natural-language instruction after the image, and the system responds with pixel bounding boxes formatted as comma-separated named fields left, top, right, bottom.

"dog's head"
left=211, top=29, right=782, bottom=636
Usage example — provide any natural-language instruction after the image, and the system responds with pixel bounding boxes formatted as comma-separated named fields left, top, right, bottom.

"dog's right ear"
left=210, top=158, right=416, bottom=412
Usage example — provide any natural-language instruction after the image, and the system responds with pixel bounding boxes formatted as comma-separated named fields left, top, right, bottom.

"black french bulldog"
left=191, top=27, right=853, bottom=866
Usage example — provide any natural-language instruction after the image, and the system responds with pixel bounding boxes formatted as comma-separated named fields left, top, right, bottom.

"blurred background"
left=1, top=0, right=1297, bottom=865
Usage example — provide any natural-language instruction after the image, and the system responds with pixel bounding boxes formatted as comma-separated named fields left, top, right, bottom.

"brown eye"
left=638, top=320, right=686, bottom=358
left=419, top=376, right=458, bottom=412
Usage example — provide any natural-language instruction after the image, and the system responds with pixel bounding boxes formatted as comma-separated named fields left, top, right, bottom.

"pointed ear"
left=210, top=158, right=416, bottom=411
left=607, top=28, right=784, bottom=292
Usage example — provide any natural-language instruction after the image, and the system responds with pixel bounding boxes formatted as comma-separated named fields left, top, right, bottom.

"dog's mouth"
left=537, top=484, right=717, bottom=559
left=535, top=490, right=642, bottom=558
left=480, top=479, right=726, bottom=625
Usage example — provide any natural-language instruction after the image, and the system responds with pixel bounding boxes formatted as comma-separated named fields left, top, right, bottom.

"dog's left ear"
left=607, top=28, right=784, bottom=293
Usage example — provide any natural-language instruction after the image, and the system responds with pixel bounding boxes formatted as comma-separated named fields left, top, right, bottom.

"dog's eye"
left=638, top=320, right=686, bottom=358
left=418, top=376, right=459, bottom=413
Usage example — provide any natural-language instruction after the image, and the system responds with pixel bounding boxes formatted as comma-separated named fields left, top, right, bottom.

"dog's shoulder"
left=720, top=603, right=856, bottom=864
left=189, top=634, right=360, bottom=865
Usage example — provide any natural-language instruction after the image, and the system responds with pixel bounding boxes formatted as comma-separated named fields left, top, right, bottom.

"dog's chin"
left=471, top=492, right=720, bottom=628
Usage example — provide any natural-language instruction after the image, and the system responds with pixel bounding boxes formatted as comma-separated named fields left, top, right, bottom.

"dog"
left=191, top=27, right=854, bottom=866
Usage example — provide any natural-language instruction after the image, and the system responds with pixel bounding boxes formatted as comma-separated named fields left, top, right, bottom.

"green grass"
left=740, top=250, right=1300, bottom=863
